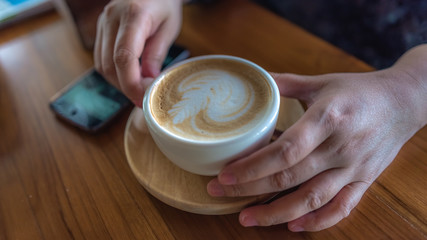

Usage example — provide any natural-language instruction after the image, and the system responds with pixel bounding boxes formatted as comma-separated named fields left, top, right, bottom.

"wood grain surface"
left=0, top=0, right=426, bottom=239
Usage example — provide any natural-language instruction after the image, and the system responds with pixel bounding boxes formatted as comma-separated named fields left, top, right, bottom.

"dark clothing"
left=192, top=0, right=427, bottom=68
left=253, top=0, right=427, bottom=68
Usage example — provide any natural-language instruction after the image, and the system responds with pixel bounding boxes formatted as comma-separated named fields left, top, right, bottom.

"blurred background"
left=2, top=0, right=426, bottom=69
left=253, top=0, right=427, bottom=69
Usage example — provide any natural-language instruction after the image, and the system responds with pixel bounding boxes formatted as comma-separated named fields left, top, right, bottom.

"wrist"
left=389, top=44, right=427, bottom=128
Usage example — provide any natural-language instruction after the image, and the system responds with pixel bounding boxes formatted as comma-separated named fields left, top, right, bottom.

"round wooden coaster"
left=124, top=97, right=304, bottom=215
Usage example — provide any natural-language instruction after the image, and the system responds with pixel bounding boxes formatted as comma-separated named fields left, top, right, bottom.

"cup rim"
left=143, top=54, right=280, bottom=145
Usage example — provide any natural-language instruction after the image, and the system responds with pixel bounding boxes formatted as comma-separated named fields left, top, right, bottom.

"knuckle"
left=305, top=190, right=324, bottom=211
left=337, top=192, right=357, bottom=219
left=103, top=3, right=115, bottom=18
left=125, top=1, right=144, bottom=18
left=229, top=184, right=244, bottom=197
left=278, top=140, right=300, bottom=166
left=270, top=170, right=295, bottom=190
left=324, top=105, right=342, bottom=129
left=339, top=201, right=353, bottom=219
left=114, top=48, right=135, bottom=67
left=320, top=101, right=353, bottom=132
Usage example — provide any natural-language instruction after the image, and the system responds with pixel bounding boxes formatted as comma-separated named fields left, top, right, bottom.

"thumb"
left=270, top=72, right=320, bottom=102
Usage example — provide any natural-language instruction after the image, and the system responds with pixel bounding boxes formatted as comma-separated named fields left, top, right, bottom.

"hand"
left=207, top=45, right=427, bottom=232
left=94, top=0, right=183, bottom=107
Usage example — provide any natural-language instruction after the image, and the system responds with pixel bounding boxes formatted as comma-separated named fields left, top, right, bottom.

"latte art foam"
left=168, top=70, right=255, bottom=127
left=150, top=58, right=272, bottom=140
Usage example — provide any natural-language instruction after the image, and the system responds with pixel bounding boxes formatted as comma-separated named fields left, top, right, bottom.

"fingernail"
left=218, top=172, right=237, bottom=185
left=133, top=99, right=142, bottom=108
left=207, top=180, right=225, bottom=196
left=289, top=224, right=304, bottom=232
left=240, top=214, right=258, bottom=227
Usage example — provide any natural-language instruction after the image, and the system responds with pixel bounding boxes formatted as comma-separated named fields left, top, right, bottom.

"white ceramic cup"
left=143, top=55, right=280, bottom=176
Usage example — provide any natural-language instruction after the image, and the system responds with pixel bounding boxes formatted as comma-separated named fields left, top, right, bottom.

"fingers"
left=140, top=37, right=166, bottom=79
left=141, top=17, right=181, bottom=78
left=207, top=151, right=327, bottom=197
left=270, top=72, right=323, bottom=103
left=113, top=9, right=152, bottom=104
left=288, top=181, right=368, bottom=232
left=94, top=1, right=173, bottom=107
left=206, top=71, right=398, bottom=231
left=215, top=73, right=330, bottom=186
left=217, top=99, right=334, bottom=186
left=238, top=168, right=352, bottom=227
left=100, top=15, right=121, bottom=89
left=94, top=14, right=104, bottom=76
left=94, top=6, right=123, bottom=91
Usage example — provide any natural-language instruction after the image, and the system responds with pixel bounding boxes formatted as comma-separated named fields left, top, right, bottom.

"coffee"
left=143, top=55, right=280, bottom=175
left=150, top=58, right=272, bottom=141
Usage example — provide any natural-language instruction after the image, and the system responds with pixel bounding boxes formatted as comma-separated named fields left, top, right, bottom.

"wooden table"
left=1, top=0, right=426, bottom=239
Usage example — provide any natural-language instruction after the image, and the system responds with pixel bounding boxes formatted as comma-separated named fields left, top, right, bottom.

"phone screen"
left=50, top=70, right=131, bottom=130
left=162, top=45, right=190, bottom=69
left=50, top=44, right=189, bottom=132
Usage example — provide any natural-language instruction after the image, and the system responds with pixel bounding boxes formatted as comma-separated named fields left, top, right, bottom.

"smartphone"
left=49, top=44, right=190, bottom=132
left=161, top=44, right=191, bottom=69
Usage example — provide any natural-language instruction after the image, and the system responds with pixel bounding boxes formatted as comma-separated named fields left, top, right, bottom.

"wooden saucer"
left=124, top=97, right=304, bottom=215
